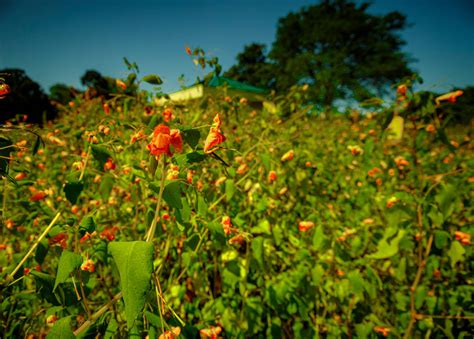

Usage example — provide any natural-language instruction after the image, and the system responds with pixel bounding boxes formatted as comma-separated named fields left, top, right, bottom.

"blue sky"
left=1, top=0, right=473, bottom=94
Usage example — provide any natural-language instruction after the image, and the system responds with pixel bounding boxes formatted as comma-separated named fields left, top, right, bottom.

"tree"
left=49, top=83, right=79, bottom=105
left=224, top=43, right=275, bottom=89
left=226, top=0, right=413, bottom=109
left=0, top=69, right=57, bottom=124
left=80, top=70, right=111, bottom=97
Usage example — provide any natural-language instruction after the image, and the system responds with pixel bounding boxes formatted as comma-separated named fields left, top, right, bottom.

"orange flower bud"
left=298, top=221, right=314, bottom=232
left=204, top=114, right=226, bottom=154
left=30, top=191, right=47, bottom=202
left=81, top=259, right=95, bottom=273
left=103, top=103, right=110, bottom=114
left=116, top=79, right=127, bottom=90
left=281, top=149, right=294, bottom=161
left=268, top=170, right=277, bottom=183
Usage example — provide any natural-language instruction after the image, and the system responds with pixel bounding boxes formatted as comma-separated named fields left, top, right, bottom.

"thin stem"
left=145, top=156, right=166, bottom=242
left=79, top=144, right=92, bottom=181
left=7, top=212, right=62, bottom=282
left=2, top=176, right=7, bottom=221
left=73, top=292, right=123, bottom=336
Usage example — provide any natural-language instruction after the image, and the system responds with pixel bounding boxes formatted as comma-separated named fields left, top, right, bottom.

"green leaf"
left=162, top=181, right=183, bottom=209
left=109, top=241, right=154, bottom=329
left=225, top=179, right=236, bottom=201
left=79, top=216, right=96, bottom=235
left=54, top=250, right=83, bottom=290
left=91, top=145, right=111, bottom=170
left=367, top=230, right=405, bottom=259
left=0, top=136, right=13, bottom=176
left=348, top=270, right=364, bottom=296
left=46, top=316, right=75, bottom=339
left=99, top=174, right=114, bottom=200
left=182, top=128, right=201, bottom=149
left=447, top=241, right=465, bottom=267
left=142, top=74, right=163, bottom=85
left=251, top=237, right=264, bottom=269
left=32, top=135, right=44, bottom=155
left=64, top=180, right=84, bottom=204
left=434, top=230, right=450, bottom=249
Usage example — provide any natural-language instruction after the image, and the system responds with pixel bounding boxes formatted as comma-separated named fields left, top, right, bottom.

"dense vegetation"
left=0, top=73, right=472, bottom=338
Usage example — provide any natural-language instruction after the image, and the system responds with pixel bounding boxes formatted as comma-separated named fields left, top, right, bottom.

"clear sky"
left=1, top=0, right=473, bottom=94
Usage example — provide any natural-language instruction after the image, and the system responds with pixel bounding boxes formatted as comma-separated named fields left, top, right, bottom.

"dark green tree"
left=224, top=43, right=275, bottom=88
left=80, top=70, right=110, bottom=97
left=0, top=69, right=57, bottom=124
left=227, top=0, right=413, bottom=109
left=49, top=83, right=79, bottom=105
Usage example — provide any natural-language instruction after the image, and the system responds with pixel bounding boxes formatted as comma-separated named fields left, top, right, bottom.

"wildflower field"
left=0, top=74, right=472, bottom=338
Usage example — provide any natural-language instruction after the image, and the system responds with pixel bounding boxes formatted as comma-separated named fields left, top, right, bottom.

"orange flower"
left=268, top=170, right=277, bottom=183
left=373, top=326, right=391, bottom=337
left=229, top=234, right=245, bottom=245
left=397, top=84, right=407, bottom=97
left=305, top=161, right=312, bottom=167
left=375, top=178, right=383, bottom=186
left=348, top=145, right=363, bottom=156
left=388, top=168, right=395, bottom=176
left=80, top=231, right=96, bottom=243
left=435, top=90, right=463, bottom=105
left=81, top=259, right=95, bottom=273
left=236, top=163, right=249, bottom=175
left=30, top=191, right=47, bottom=202
left=0, top=83, right=11, bottom=99
left=187, top=170, right=194, bottom=184
left=46, top=315, right=59, bottom=327
left=394, top=156, right=409, bottom=168
left=48, top=233, right=68, bottom=249
left=130, top=130, right=146, bottom=144
left=455, top=231, right=471, bottom=246
left=159, top=326, right=181, bottom=339
left=199, top=325, right=222, bottom=338
left=103, top=103, right=110, bottom=115
left=425, top=124, right=436, bottom=133
left=104, top=158, right=116, bottom=171
left=147, top=124, right=183, bottom=157
left=204, top=114, right=226, bottom=153
left=298, top=221, right=314, bottom=232
left=68, top=101, right=75, bottom=108
left=281, top=149, right=294, bottom=161
left=221, top=216, right=237, bottom=236
left=239, top=97, right=248, bottom=104
left=163, top=108, right=173, bottom=122
left=386, top=196, right=399, bottom=209
left=116, top=79, right=127, bottom=90
left=14, top=172, right=27, bottom=180
left=185, top=46, right=192, bottom=55
left=100, top=226, right=119, bottom=241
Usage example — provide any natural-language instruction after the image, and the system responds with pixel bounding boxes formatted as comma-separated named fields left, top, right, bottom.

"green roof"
left=207, top=76, right=268, bottom=94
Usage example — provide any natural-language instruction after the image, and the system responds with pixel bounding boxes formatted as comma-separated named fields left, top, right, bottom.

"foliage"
left=0, top=69, right=472, bottom=339
left=0, top=69, right=57, bottom=124
left=226, top=0, right=413, bottom=109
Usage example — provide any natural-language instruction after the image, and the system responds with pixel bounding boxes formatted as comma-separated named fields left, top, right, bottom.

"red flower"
left=14, top=172, right=27, bottom=180
left=298, top=221, right=314, bottom=232
left=203, top=114, right=226, bottom=154
left=199, top=325, right=222, bottom=338
left=48, top=233, right=68, bottom=249
left=185, top=46, right=192, bottom=55
left=103, top=103, right=110, bottom=115
left=100, top=226, right=119, bottom=241
left=221, top=216, right=237, bottom=236
left=396, top=84, right=407, bottom=97
left=104, top=158, right=116, bottom=171
left=147, top=125, right=183, bottom=157
left=30, top=191, right=47, bottom=202
left=116, top=79, right=127, bottom=90
left=81, top=259, right=95, bottom=273
left=268, top=170, right=277, bottom=183
left=0, top=83, right=10, bottom=99
left=163, top=108, right=173, bottom=122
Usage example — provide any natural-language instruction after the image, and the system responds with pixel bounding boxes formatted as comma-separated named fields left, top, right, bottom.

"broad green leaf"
left=109, top=241, right=154, bottom=329
left=251, top=237, right=264, bottom=269
left=182, top=128, right=201, bottom=148
left=142, top=74, right=163, bottom=85
left=225, top=179, right=236, bottom=201
left=54, top=250, right=83, bottom=290
left=91, top=145, right=112, bottom=170
left=46, top=316, right=75, bottom=339
left=312, top=225, right=325, bottom=251
left=64, top=180, right=84, bottom=204
left=447, top=241, right=465, bottom=267
left=434, top=230, right=450, bottom=249
left=435, top=184, right=457, bottom=218
left=162, top=181, right=183, bottom=209
left=99, top=174, right=114, bottom=200
left=79, top=216, right=96, bottom=235
left=367, top=230, right=405, bottom=259
left=348, top=270, right=364, bottom=296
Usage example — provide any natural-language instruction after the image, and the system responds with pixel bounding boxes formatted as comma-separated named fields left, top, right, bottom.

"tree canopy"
left=0, top=69, right=57, bottom=124
left=225, top=0, right=414, bottom=109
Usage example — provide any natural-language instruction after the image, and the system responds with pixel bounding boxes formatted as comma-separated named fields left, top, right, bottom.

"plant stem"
left=7, top=212, right=62, bottom=282
left=73, top=291, right=123, bottom=336
left=145, top=156, right=166, bottom=242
